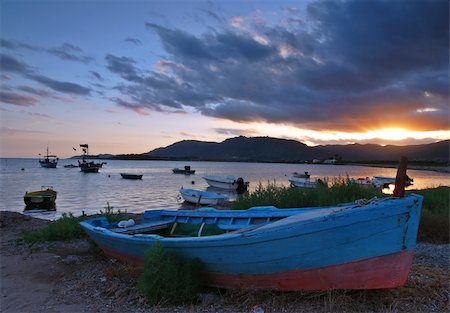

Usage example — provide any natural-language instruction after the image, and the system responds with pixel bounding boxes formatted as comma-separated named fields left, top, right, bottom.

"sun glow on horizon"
left=221, top=122, right=450, bottom=146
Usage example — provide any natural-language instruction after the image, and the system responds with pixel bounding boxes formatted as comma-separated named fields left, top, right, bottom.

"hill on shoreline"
left=129, top=136, right=449, bottom=164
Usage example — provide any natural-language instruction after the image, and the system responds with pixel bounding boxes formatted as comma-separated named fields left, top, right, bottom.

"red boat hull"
left=100, top=245, right=413, bottom=290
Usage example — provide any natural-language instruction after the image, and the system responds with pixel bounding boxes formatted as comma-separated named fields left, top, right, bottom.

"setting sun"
left=367, top=128, right=419, bottom=141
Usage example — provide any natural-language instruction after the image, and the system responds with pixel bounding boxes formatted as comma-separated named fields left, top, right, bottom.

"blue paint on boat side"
left=80, top=194, right=423, bottom=276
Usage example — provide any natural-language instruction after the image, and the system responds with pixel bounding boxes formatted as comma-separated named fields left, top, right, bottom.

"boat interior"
left=90, top=205, right=344, bottom=237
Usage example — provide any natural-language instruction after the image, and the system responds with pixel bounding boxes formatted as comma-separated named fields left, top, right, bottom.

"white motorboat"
left=351, top=177, right=374, bottom=187
left=179, top=187, right=229, bottom=205
left=202, top=176, right=249, bottom=192
left=289, top=177, right=319, bottom=188
left=373, top=176, right=413, bottom=188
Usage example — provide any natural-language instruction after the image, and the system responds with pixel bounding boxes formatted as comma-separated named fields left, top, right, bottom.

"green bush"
left=23, top=213, right=86, bottom=244
left=138, top=242, right=203, bottom=305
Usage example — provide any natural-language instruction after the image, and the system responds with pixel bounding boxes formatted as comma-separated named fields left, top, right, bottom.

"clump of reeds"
left=23, top=213, right=86, bottom=244
left=138, top=242, right=203, bottom=305
left=99, top=202, right=124, bottom=222
left=232, top=177, right=383, bottom=210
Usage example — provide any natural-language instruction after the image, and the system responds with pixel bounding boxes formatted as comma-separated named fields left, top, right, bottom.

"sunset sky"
left=1, top=0, right=449, bottom=158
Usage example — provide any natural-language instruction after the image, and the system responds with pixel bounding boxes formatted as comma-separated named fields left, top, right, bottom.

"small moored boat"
left=203, top=176, right=249, bottom=193
left=120, top=173, right=143, bottom=180
left=179, top=187, right=229, bottom=205
left=64, top=164, right=78, bottom=168
left=352, top=177, right=374, bottom=187
left=373, top=176, right=413, bottom=188
left=289, top=177, right=319, bottom=188
left=39, top=147, right=58, bottom=168
left=292, top=171, right=310, bottom=179
left=172, top=166, right=195, bottom=175
left=24, top=187, right=57, bottom=210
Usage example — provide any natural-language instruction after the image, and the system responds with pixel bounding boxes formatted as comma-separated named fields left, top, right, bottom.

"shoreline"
left=348, top=163, right=449, bottom=173
left=1, top=211, right=449, bottom=313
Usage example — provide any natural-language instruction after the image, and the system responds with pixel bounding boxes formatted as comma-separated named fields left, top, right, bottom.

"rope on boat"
left=354, top=196, right=379, bottom=206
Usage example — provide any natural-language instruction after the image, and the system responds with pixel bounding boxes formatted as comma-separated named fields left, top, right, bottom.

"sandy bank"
left=0, top=211, right=448, bottom=313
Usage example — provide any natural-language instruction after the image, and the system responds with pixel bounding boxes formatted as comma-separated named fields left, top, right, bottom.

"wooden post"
left=393, top=156, right=408, bottom=198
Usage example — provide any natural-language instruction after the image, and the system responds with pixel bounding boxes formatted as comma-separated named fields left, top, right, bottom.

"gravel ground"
left=0, top=211, right=448, bottom=313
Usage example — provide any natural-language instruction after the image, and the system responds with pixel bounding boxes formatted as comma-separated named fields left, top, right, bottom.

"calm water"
left=1, top=158, right=449, bottom=220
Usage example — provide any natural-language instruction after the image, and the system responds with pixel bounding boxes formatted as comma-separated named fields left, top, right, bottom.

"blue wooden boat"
left=80, top=193, right=423, bottom=291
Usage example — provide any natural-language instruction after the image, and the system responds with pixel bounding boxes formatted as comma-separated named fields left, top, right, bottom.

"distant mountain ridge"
left=144, top=136, right=449, bottom=163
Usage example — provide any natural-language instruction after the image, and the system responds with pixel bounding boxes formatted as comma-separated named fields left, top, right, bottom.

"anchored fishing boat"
left=24, top=186, right=57, bottom=210
left=172, top=166, right=195, bottom=174
left=38, top=147, right=58, bottom=168
left=179, top=187, right=229, bottom=205
left=78, top=144, right=106, bottom=173
left=80, top=158, right=422, bottom=291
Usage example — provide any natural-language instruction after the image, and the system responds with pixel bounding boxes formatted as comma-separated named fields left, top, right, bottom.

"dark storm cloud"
left=107, top=0, right=448, bottom=132
left=48, top=43, right=94, bottom=64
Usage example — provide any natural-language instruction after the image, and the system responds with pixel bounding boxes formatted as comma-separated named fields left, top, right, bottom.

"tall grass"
left=22, top=203, right=126, bottom=244
left=410, top=186, right=449, bottom=214
left=410, top=186, right=449, bottom=243
left=232, top=177, right=383, bottom=210
left=23, top=213, right=86, bottom=244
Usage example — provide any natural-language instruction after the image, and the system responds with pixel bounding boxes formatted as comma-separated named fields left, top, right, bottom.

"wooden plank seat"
left=112, top=219, right=175, bottom=235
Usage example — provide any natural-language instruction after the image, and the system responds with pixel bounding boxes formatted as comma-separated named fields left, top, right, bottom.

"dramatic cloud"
left=48, top=43, right=94, bottom=64
left=0, top=54, right=91, bottom=96
left=104, top=0, right=448, bottom=133
left=26, top=74, right=91, bottom=95
left=1, top=39, right=94, bottom=64
left=0, top=39, right=41, bottom=52
left=0, top=54, right=31, bottom=74
left=0, top=91, right=38, bottom=106
left=89, top=71, right=104, bottom=81
left=124, top=37, right=142, bottom=45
